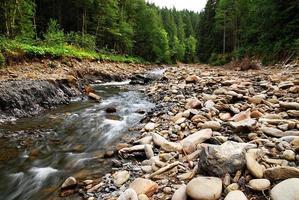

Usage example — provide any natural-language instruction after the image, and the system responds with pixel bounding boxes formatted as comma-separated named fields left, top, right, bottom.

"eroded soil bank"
left=0, top=59, right=156, bottom=121
left=67, top=64, right=299, bottom=200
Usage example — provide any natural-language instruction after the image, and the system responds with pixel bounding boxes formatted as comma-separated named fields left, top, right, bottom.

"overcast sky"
left=147, top=0, right=207, bottom=12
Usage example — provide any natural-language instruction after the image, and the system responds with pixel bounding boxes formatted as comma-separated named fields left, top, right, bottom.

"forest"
left=0, top=0, right=298, bottom=65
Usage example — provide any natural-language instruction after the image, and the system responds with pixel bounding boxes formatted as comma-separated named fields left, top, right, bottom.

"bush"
left=0, top=52, right=5, bottom=67
left=43, top=19, right=65, bottom=46
left=209, top=53, right=231, bottom=66
left=66, top=32, right=96, bottom=51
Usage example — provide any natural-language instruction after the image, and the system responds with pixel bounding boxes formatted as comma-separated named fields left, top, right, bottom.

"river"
left=0, top=69, right=165, bottom=200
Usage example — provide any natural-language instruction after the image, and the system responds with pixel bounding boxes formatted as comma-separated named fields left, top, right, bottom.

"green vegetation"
left=0, top=0, right=298, bottom=66
left=0, top=52, right=4, bottom=67
left=0, top=39, right=143, bottom=63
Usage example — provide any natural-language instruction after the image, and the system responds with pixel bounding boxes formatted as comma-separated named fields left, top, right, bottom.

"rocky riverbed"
left=62, top=64, right=299, bottom=200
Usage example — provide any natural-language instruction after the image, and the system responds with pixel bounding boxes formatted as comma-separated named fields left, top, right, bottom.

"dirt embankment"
left=0, top=59, right=156, bottom=121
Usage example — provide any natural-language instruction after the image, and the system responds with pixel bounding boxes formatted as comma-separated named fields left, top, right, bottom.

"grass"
left=0, top=39, right=144, bottom=65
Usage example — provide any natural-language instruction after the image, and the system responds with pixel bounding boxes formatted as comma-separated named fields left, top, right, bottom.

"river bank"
left=0, top=59, right=158, bottom=122
left=67, top=64, right=299, bottom=200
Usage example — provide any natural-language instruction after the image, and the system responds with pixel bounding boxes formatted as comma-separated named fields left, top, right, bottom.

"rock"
left=182, top=141, right=196, bottom=154
left=219, top=113, right=232, bottom=121
left=198, top=141, right=248, bottom=176
left=261, top=126, right=284, bottom=137
left=264, top=166, right=299, bottom=181
left=130, top=74, right=153, bottom=85
left=224, top=190, right=247, bottom=200
left=229, top=119, right=256, bottom=131
left=225, top=183, right=239, bottom=193
left=204, top=100, right=215, bottom=109
left=186, top=176, right=222, bottom=200
left=182, top=129, right=212, bottom=146
left=289, top=86, right=299, bottom=93
left=144, top=123, right=156, bottom=131
left=113, top=170, right=130, bottom=187
left=202, top=121, right=221, bottom=131
left=230, top=110, right=251, bottom=122
left=282, top=150, right=296, bottom=161
left=138, top=194, right=149, bottom=200
left=118, top=188, right=138, bottom=200
left=61, top=177, right=77, bottom=189
left=278, top=81, right=294, bottom=89
left=106, top=107, right=117, bottom=113
left=88, top=92, right=101, bottom=101
left=287, top=110, right=299, bottom=117
left=175, top=117, right=186, bottom=124
left=250, top=110, right=263, bottom=119
left=245, top=149, right=264, bottom=178
left=144, top=144, right=154, bottom=159
left=163, top=187, right=172, bottom=194
left=185, top=98, right=202, bottom=109
left=280, top=101, right=299, bottom=110
left=270, top=178, right=299, bottom=200
left=161, top=141, right=183, bottom=152
left=172, top=184, right=187, bottom=200
left=129, top=178, right=158, bottom=197
left=186, top=75, right=200, bottom=83
left=248, top=179, right=271, bottom=191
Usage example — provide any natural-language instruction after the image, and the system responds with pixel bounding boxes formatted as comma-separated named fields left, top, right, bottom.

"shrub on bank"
left=0, top=52, right=5, bottom=67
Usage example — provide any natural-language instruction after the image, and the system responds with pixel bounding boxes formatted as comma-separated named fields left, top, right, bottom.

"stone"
left=220, top=113, right=232, bottom=121
left=118, top=188, right=138, bottom=200
left=113, top=171, right=130, bottom=187
left=278, top=81, right=294, bottom=89
left=261, top=126, right=284, bottom=137
left=129, top=178, right=158, bottom=197
left=229, top=118, right=256, bottom=131
left=204, top=100, right=215, bottom=109
left=186, top=176, right=222, bottom=200
left=270, top=178, right=299, bottom=200
left=248, top=179, right=271, bottom=191
left=224, top=190, right=247, bottom=200
left=283, top=150, right=296, bottom=161
left=287, top=110, right=299, bottom=117
left=182, top=141, right=196, bottom=154
left=202, top=121, right=221, bottom=131
left=225, top=183, right=239, bottom=193
left=88, top=92, right=101, bottom=101
left=61, top=177, right=77, bottom=189
left=280, top=101, right=299, bottom=110
left=185, top=98, right=202, bottom=109
left=198, top=141, right=248, bottom=176
left=163, top=187, right=172, bottom=194
left=144, top=123, right=156, bottom=131
left=250, top=110, right=263, bottom=119
left=230, top=110, right=251, bottom=122
left=138, top=194, right=149, bottom=200
left=182, top=129, right=212, bottom=146
left=175, top=117, right=186, bottom=124
left=106, top=107, right=117, bottom=113
left=172, top=184, right=187, bottom=200
left=264, top=166, right=299, bottom=181
left=186, top=75, right=200, bottom=83
left=245, top=149, right=264, bottom=178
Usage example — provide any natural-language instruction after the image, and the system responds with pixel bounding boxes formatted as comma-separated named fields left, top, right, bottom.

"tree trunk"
left=223, top=14, right=226, bottom=54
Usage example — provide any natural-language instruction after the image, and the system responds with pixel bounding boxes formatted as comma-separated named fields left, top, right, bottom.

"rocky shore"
left=63, top=64, right=299, bottom=200
left=0, top=59, right=154, bottom=122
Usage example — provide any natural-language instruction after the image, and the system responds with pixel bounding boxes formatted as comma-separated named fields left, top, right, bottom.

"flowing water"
left=0, top=69, right=165, bottom=200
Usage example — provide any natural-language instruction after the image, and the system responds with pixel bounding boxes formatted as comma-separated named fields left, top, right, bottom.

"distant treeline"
left=0, top=0, right=298, bottom=64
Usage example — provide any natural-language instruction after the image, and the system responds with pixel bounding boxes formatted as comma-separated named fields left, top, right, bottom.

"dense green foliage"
left=0, top=0, right=298, bottom=65
left=199, top=0, right=299, bottom=64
